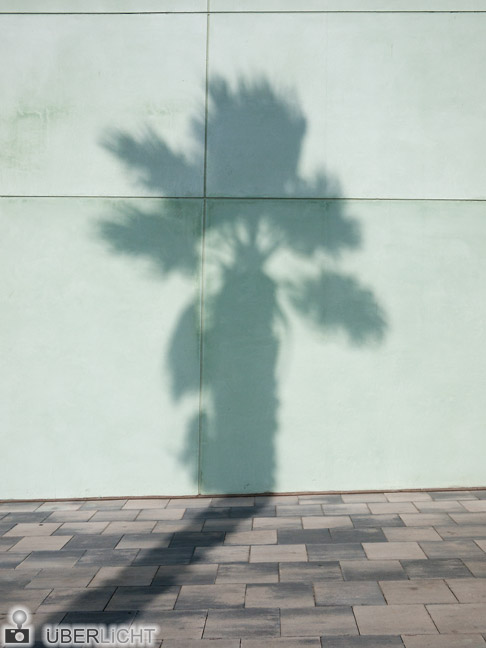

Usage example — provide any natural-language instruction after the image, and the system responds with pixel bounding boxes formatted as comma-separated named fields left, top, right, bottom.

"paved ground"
left=1, top=491, right=486, bottom=647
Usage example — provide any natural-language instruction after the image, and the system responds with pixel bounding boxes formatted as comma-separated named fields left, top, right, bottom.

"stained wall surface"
left=1, top=1, right=485, bottom=498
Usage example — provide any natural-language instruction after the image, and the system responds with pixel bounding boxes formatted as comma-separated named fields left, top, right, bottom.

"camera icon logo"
left=2, top=609, right=33, bottom=646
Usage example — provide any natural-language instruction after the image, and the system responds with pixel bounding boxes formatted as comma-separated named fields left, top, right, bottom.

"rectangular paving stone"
left=10, top=535, right=72, bottom=551
left=165, top=642, right=239, bottom=648
left=37, top=587, right=115, bottom=612
left=385, top=492, right=432, bottom=502
left=139, top=509, right=185, bottom=521
left=354, top=604, right=437, bottom=635
left=168, top=499, right=212, bottom=509
left=123, top=499, right=169, bottom=509
left=212, top=498, right=254, bottom=508
left=243, top=640, right=321, bottom=648
left=246, top=583, right=314, bottom=608
left=116, top=533, right=172, bottom=549
left=139, top=610, right=207, bottom=639
left=279, top=561, right=342, bottom=582
left=1, top=512, right=50, bottom=523
left=0, top=537, right=19, bottom=551
left=176, top=584, right=245, bottom=609
left=302, top=517, right=353, bottom=529
left=5, top=522, right=61, bottom=536
left=62, top=534, right=122, bottom=550
left=62, top=610, right=136, bottom=625
left=446, top=578, right=486, bottom=603
left=225, top=530, right=277, bottom=545
left=308, top=544, right=365, bottom=562
left=314, top=581, right=385, bottom=606
left=155, top=564, right=218, bottom=585
left=400, top=513, right=453, bottom=526
left=216, top=563, right=279, bottom=583
left=102, top=521, right=156, bottom=535
left=464, top=559, right=486, bottom=577
left=476, top=539, right=486, bottom=552
left=170, top=531, right=225, bottom=547
left=88, top=565, right=157, bottom=587
left=415, top=501, right=468, bottom=512
left=54, top=522, right=109, bottom=535
left=193, top=546, right=249, bottom=563
left=429, top=491, right=477, bottom=501
left=154, top=521, right=204, bottom=532
left=16, top=550, right=83, bottom=569
left=280, top=607, right=358, bottom=637
left=77, top=549, right=139, bottom=566
left=106, top=585, right=179, bottom=610
left=256, top=495, right=299, bottom=504
left=277, top=505, right=324, bottom=517
left=90, top=510, right=140, bottom=521
left=80, top=500, right=128, bottom=510
left=36, top=502, right=82, bottom=511
left=253, top=517, right=302, bottom=530
left=462, top=501, right=486, bottom=513
left=277, top=529, right=332, bottom=544
left=427, top=604, right=486, bottom=633
left=45, top=510, right=96, bottom=522
left=135, top=548, right=194, bottom=565
left=420, top=540, right=485, bottom=559
left=26, top=567, right=98, bottom=588
left=183, top=509, right=230, bottom=519
left=342, top=494, right=388, bottom=503
left=403, top=558, right=473, bottom=579
left=322, top=638, right=404, bottom=647
left=204, top=609, right=280, bottom=638
left=382, top=527, right=442, bottom=542
left=436, top=525, right=486, bottom=539
left=341, top=560, right=407, bottom=581
left=323, top=504, right=370, bottom=516
left=0, top=568, right=40, bottom=587
left=250, top=544, right=307, bottom=563
left=299, top=495, right=343, bottom=504
left=403, top=635, right=486, bottom=647
left=363, top=542, right=427, bottom=560
left=351, top=515, right=404, bottom=528
left=0, top=588, right=51, bottom=613
left=369, top=504, right=419, bottom=515
left=379, top=579, right=456, bottom=604
left=450, top=513, right=486, bottom=525
left=330, top=528, right=387, bottom=543
left=0, top=503, right=42, bottom=512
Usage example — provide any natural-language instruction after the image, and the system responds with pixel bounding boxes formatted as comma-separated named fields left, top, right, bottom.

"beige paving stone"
left=383, top=527, right=443, bottom=542
left=437, top=526, right=486, bottom=539
left=302, top=516, right=352, bottom=529
left=369, top=503, right=419, bottom=515
left=363, top=542, right=427, bottom=560
left=138, top=509, right=185, bottom=521
left=475, top=539, right=486, bottom=552
left=415, top=501, right=468, bottom=513
left=141, top=610, right=207, bottom=639
left=102, top=521, right=156, bottom=534
left=176, top=584, right=245, bottom=609
left=400, top=513, right=454, bottom=527
left=88, top=565, right=157, bottom=587
left=464, top=560, right=486, bottom=577
left=246, top=583, right=314, bottom=608
left=280, top=607, right=358, bottom=637
left=446, top=578, right=486, bottom=603
left=385, top=492, right=433, bottom=502
left=9, top=535, right=72, bottom=551
left=250, top=544, right=307, bottom=563
left=36, top=502, right=82, bottom=511
left=89, top=510, right=139, bottom=521
left=427, top=604, right=486, bottom=633
left=4, top=523, right=61, bottom=536
left=450, top=513, right=486, bottom=525
left=342, top=493, right=387, bottom=503
left=403, top=635, right=486, bottom=647
left=55, top=522, right=109, bottom=535
left=379, top=579, right=456, bottom=604
left=45, top=510, right=96, bottom=522
left=168, top=499, right=212, bottom=508
left=354, top=604, right=437, bottom=634
left=155, top=564, right=218, bottom=585
left=224, top=530, right=277, bottom=545
left=462, top=501, right=486, bottom=513
left=123, top=499, right=169, bottom=509
left=193, top=546, right=249, bottom=563
left=340, top=560, right=406, bottom=581
left=204, top=609, right=280, bottom=638
left=322, top=504, right=370, bottom=515
left=253, top=517, right=302, bottom=530
left=0, top=503, right=42, bottom=512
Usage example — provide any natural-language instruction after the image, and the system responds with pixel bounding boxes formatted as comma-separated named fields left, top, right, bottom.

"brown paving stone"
left=302, top=517, right=353, bottom=529
left=354, top=604, right=437, bottom=634
left=216, top=563, right=279, bottom=583
left=176, top=584, right=245, bottom=609
left=246, top=583, right=314, bottom=608
left=204, top=608, right=280, bottom=638
left=250, top=544, right=307, bottom=563
left=106, top=585, right=179, bottom=610
left=382, top=527, right=442, bottom=542
left=379, top=578, right=456, bottom=604
left=427, top=603, right=486, bottom=633
left=403, top=635, right=486, bottom=647
left=314, top=581, right=385, bottom=606
left=446, top=578, right=486, bottom=603
left=89, top=566, right=157, bottom=587
left=363, top=542, right=427, bottom=560
left=280, top=607, right=358, bottom=637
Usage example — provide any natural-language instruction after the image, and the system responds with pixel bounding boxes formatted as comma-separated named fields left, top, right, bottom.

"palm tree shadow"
left=42, top=77, right=387, bottom=631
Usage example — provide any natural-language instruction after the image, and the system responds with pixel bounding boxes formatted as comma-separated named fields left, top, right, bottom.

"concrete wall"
left=1, top=1, right=485, bottom=498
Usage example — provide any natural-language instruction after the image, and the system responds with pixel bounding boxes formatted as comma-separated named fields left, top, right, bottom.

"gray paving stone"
left=382, top=527, right=442, bottom=542
left=102, top=521, right=156, bottom=535
left=168, top=499, right=212, bottom=509
left=436, top=525, right=486, bottom=539
left=323, top=504, right=370, bottom=516
left=37, top=587, right=115, bottom=612
left=62, top=534, right=123, bottom=550
left=193, top=546, right=249, bottom=563
left=446, top=578, right=486, bottom=603
left=0, top=588, right=51, bottom=613
left=63, top=611, right=137, bottom=624
left=138, top=609, right=207, bottom=639
left=155, top=564, right=218, bottom=585
left=253, top=517, right=302, bottom=530
left=415, top=501, right=467, bottom=512
left=170, top=532, right=225, bottom=547
left=135, top=548, right=194, bottom=565
left=403, top=558, right=473, bottom=579
left=183, top=509, right=230, bottom=519
left=302, top=517, right=353, bottom=529
left=4, top=522, right=61, bottom=536
left=90, top=510, right=140, bottom=521
left=123, top=499, right=169, bottom=509
left=2, top=512, right=50, bottom=523
left=363, top=542, right=427, bottom=561
left=280, top=607, right=358, bottom=637
left=244, top=640, right=320, bottom=648
left=351, top=515, right=404, bottom=528
left=354, top=604, right=437, bottom=634
left=429, top=491, right=477, bottom=501
left=16, top=551, right=84, bottom=569
left=279, top=561, right=342, bottom=582
left=400, top=513, right=453, bottom=526
left=277, top=529, right=332, bottom=544
left=464, top=559, right=486, bottom=577
left=211, top=498, right=254, bottom=508
left=204, top=608, right=280, bottom=638
left=250, top=544, right=307, bottom=563
left=450, top=513, right=486, bottom=525
left=26, top=567, right=98, bottom=588
left=420, top=540, right=485, bottom=559
left=277, top=505, right=324, bottom=517
left=246, top=583, right=314, bottom=608
left=164, top=642, right=239, bottom=648
left=176, top=584, right=245, bottom=609
left=0, top=537, right=19, bottom=551
left=36, top=502, right=82, bottom=511
left=321, top=638, right=404, bottom=647
left=427, top=604, right=486, bottom=633
left=0, top=568, right=40, bottom=587
left=380, top=579, right=457, bottom=604
left=402, top=635, right=486, bottom=647
left=314, top=581, right=385, bottom=606
left=80, top=500, right=128, bottom=510
left=0, top=503, right=42, bottom=512
left=369, top=504, right=418, bottom=515
left=116, top=533, right=172, bottom=549
left=76, top=549, right=139, bottom=566
left=385, top=492, right=432, bottom=503
left=138, top=509, right=185, bottom=521
left=45, top=510, right=96, bottom=522
left=224, top=530, right=277, bottom=545
left=106, top=585, right=180, bottom=610
left=342, top=494, right=388, bottom=503
left=330, top=528, right=387, bottom=543
left=10, top=535, right=72, bottom=552
left=307, top=543, right=365, bottom=562
left=299, top=495, right=343, bottom=504
left=54, top=522, right=109, bottom=535
left=203, top=518, right=252, bottom=531
left=89, top=566, right=157, bottom=587
left=216, top=563, right=279, bottom=583
left=341, top=560, right=407, bottom=581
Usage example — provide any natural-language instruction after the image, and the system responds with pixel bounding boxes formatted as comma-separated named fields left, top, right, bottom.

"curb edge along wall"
left=1, top=3, right=485, bottom=498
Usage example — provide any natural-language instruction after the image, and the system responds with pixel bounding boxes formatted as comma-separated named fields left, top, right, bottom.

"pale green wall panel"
left=0, top=198, right=202, bottom=499
left=201, top=199, right=486, bottom=493
left=207, top=12, right=486, bottom=199
left=0, top=14, right=206, bottom=196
